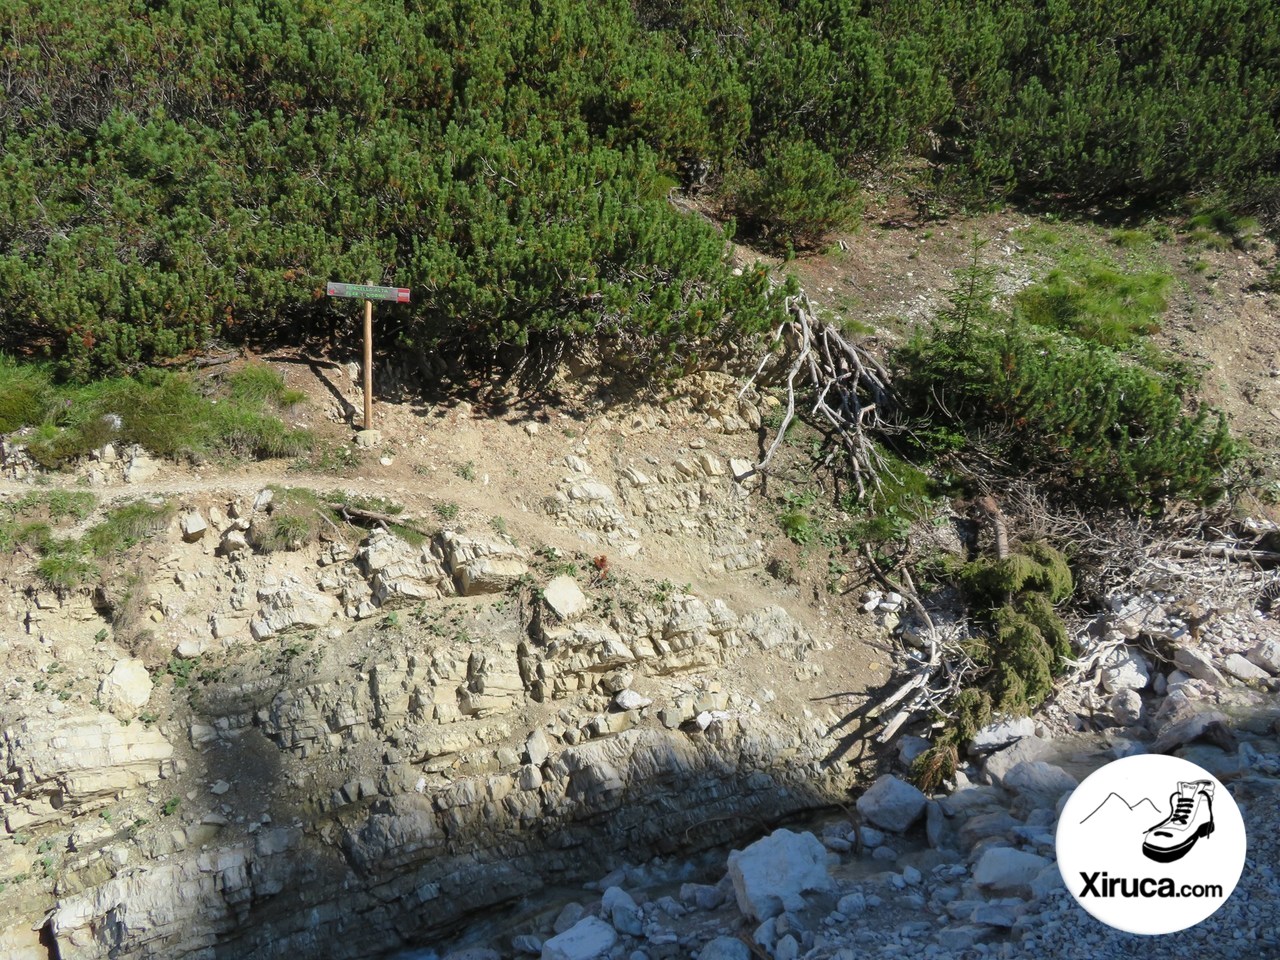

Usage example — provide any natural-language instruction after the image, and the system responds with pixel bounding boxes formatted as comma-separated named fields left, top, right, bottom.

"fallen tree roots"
left=741, top=291, right=893, bottom=499
left=861, top=544, right=979, bottom=743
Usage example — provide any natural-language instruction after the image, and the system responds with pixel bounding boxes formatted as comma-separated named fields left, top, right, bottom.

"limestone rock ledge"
left=2, top=714, right=175, bottom=833
left=46, top=719, right=844, bottom=960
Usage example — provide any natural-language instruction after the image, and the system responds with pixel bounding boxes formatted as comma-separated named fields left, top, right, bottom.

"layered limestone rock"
left=2, top=714, right=175, bottom=832
left=47, top=720, right=841, bottom=960
left=14, top=571, right=846, bottom=960
left=356, top=529, right=454, bottom=609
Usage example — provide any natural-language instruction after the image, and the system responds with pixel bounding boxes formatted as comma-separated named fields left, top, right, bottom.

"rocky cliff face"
left=0, top=389, right=881, bottom=959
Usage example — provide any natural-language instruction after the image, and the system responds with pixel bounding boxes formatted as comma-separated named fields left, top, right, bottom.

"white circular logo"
left=1055, top=754, right=1246, bottom=934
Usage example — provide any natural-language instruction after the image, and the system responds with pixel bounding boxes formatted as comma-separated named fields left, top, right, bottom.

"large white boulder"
left=180, top=511, right=207, bottom=542
left=540, top=917, right=617, bottom=960
left=969, top=717, right=1034, bottom=753
left=726, top=829, right=833, bottom=922
left=543, top=575, right=590, bottom=620
left=699, top=937, right=752, bottom=960
left=97, top=658, right=153, bottom=719
left=601, top=886, right=642, bottom=936
left=1245, top=639, right=1280, bottom=675
left=1173, top=646, right=1226, bottom=685
left=856, top=775, right=927, bottom=832
left=1110, top=689, right=1144, bottom=726
left=1222, top=653, right=1269, bottom=682
left=1102, top=647, right=1150, bottom=693
left=1001, top=761, right=1077, bottom=806
left=250, top=585, right=339, bottom=640
left=973, top=847, right=1052, bottom=897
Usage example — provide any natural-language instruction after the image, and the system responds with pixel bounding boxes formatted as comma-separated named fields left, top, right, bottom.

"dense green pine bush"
left=3, top=1, right=1278, bottom=377
left=895, top=257, right=1238, bottom=511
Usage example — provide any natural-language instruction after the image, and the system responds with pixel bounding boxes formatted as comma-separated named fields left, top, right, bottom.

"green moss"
left=960, top=543, right=1072, bottom=609
left=991, top=608, right=1056, bottom=711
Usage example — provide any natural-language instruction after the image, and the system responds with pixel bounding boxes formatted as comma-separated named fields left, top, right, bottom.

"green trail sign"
left=326, top=281, right=411, bottom=303
left=326, top=280, right=411, bottom=431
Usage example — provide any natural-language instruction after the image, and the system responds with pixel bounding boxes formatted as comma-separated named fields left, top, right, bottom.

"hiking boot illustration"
left=1142, top=780, right=1215, bottom=863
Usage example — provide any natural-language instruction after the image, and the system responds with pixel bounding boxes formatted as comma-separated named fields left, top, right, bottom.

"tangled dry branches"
left=740, top=291, right=893, bottom=499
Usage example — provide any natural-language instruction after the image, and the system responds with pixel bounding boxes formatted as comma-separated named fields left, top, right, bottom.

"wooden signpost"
left=326, top=281, right=411, bottom=431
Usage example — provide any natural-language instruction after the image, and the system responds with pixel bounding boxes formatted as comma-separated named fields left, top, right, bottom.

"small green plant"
left=161, top=797, right=180, bottom=817
left=455, top=461, right=477, bottom=481
left=778, top=507, right=814, bottom=545
left=379, top=612, right=400, bottom=630
left=166, top=656, right=198, bottom=688
left=138, top=711, right=159, bottom=725
left=651, top=578, right=673, bottom=602
left=433, top=501, right=459, bottom=522
left=490, top=516, right=508, bottom=537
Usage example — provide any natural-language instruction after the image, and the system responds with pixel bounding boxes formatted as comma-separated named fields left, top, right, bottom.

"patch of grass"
left=842, top=448, right=939, bottom=546
left=84, top=500, right=174, bottom=557
left=161, top=797, right=180, bottom=817
left=1108, top=228, right=1154, bottom=249
left=347, top=495, right=404, bottom=516
left=43, top=490, right=96, bottom=522
left=207, top=403, right=313, bottom=459
left=455, top=460, right=477, bottom=482
left=0, top=356, right=52, bottom=433
left=36, top=550, right=95, bottom=592
left=4, top=497, right=167, bottom=592
left=249, top=487, right=330, bottom=553
left=226, top=364, right=305, bottom=407
left=1014, top=257, right=1171, bottom=348
left=1184, top=228, right=1232, bottom=251
left=0, top=492, right=96, bottom=553
left=8, top=365, right=313, bottom=469
left=290, top=444, right=361, bottom=474
left=387, top=522, right=428, bottom=547
left=433, top=501, right=459, bottom=522
left=1184, top=202, right=1260, bottom=250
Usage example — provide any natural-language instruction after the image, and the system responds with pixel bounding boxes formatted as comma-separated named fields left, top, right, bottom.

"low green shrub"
left=897, top=261, right=1237, bottom=511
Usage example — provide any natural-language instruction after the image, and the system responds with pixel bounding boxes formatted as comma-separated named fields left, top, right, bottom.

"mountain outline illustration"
left=1080, top=791, right=1162, bottom=826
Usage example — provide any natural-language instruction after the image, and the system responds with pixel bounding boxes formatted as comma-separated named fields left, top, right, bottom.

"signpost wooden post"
left=326, top=281, right=411, bottom=431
